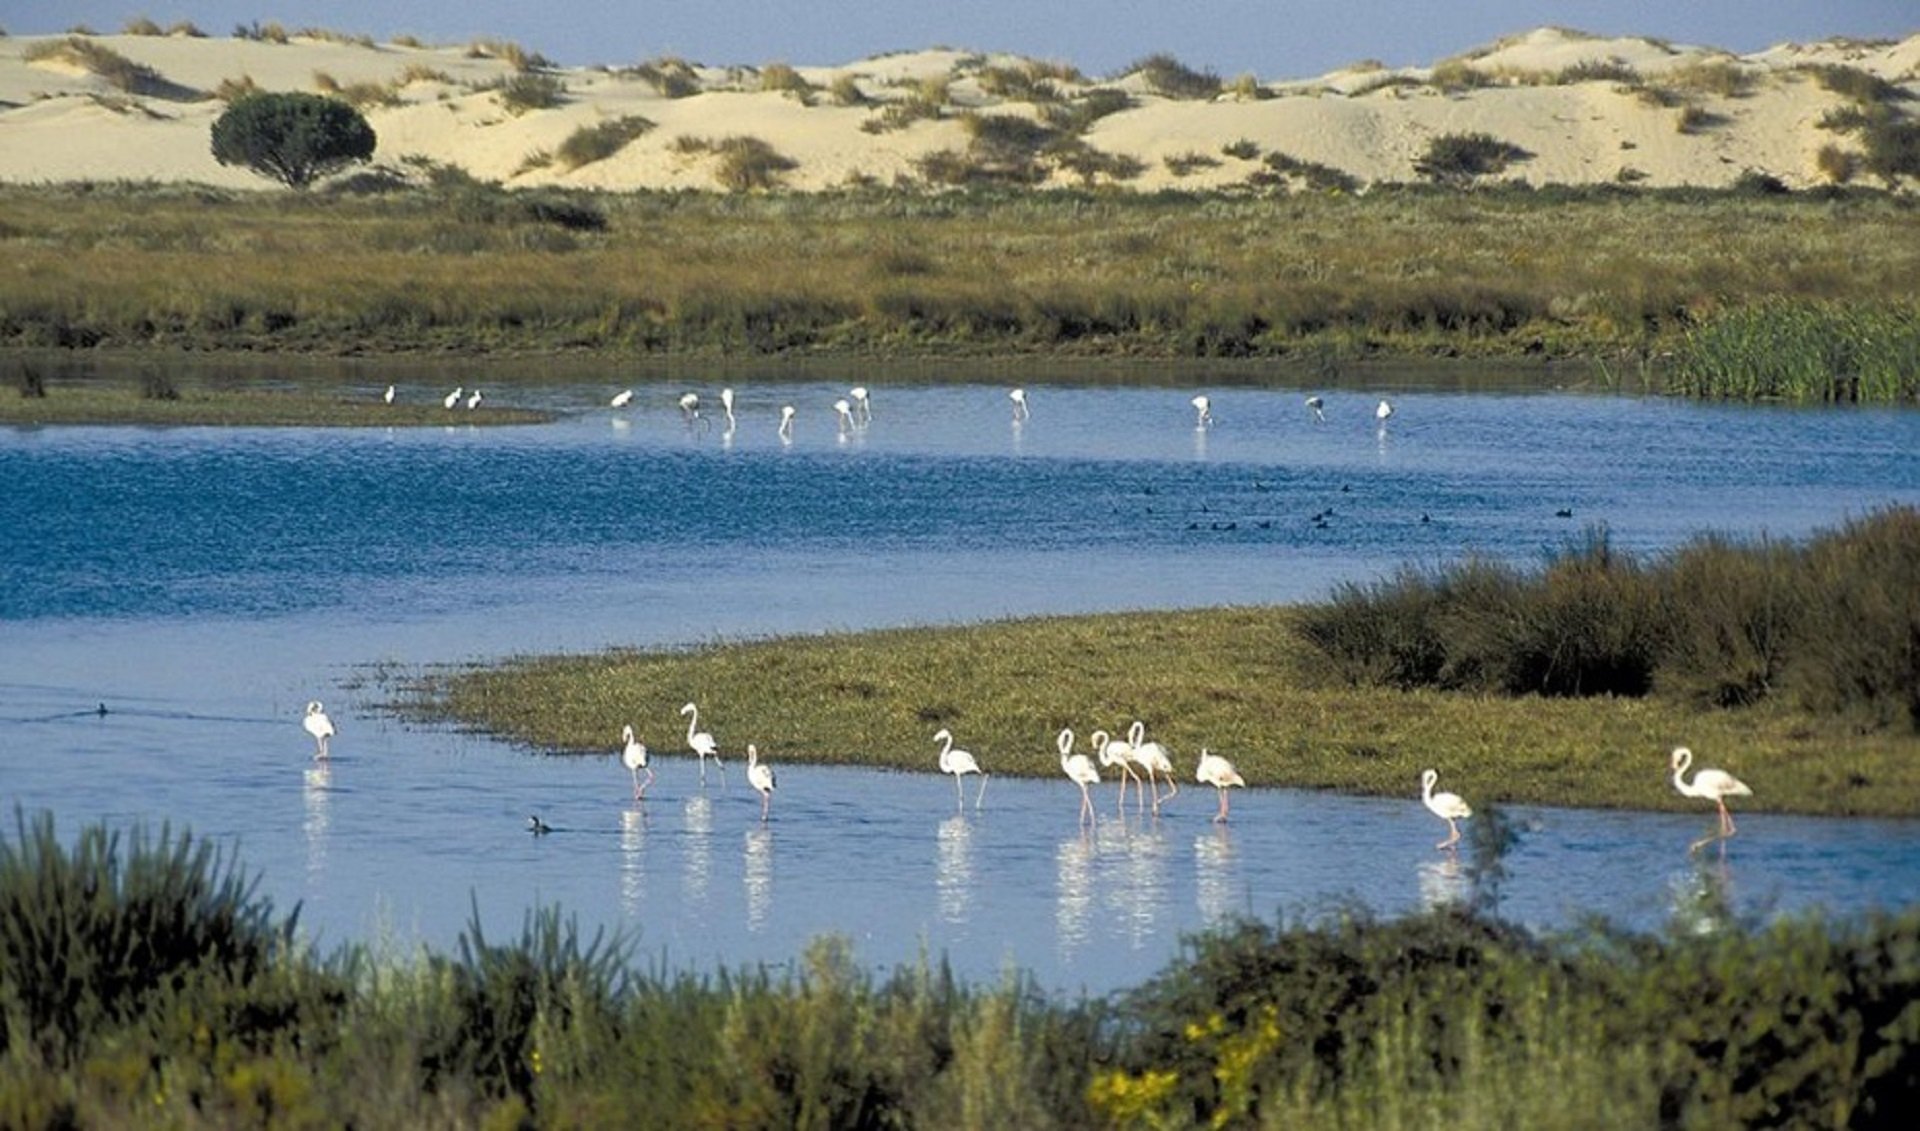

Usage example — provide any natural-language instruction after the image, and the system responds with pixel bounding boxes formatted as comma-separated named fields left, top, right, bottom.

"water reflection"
left=1116, top=817, right=1171, bottom=948
left=683, top=795, right=712, bottom=910
left=1668, top=855, right=1737, bottom=936
left=744, top=826, right=773, bottom=932
left=619, top=807, right=647, bottom=917
left=935, top=814, right=974, bottom=925
left=302, top=764, right=331, bottom=885
left=1194, top=824, right=1236, bottom=923
left=1416, top=855, right=1469, bottom=913
left=1055, top=829, right=1095, bottom=961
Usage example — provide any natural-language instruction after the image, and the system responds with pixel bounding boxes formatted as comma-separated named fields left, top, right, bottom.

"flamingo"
left=1376, top=398, right=1394, bottom=425
left=678, top=392, right=700, bottom=420
left=383, top=384, right=396, bottom=405
left=681, top=702, right=723, bottom=785
left=1195, top=748, right=1245, bottom=822
left=1421, top=768, right=1473, bottom=850
left=933, top=727, right=987, bottom=809
left=1009, top=387, right=1029, bottom=420
left=1190, top=394, right=1213, bottom=428
left=1058, top=727, right=1100, bottom=826
left=833, top=398, right=855, bottom=435
left=779, top=404, right=795, bottom=440
left=1670, top=746, right=1751, bottom=840
left=720, top=387, right=736, bottom=431
left=746, top=743, right=776, bottom=821
left=1127, top=720, right=1178, bottom=810
left=1091, top=728, right=1142, bottom=814
left=610, top=389, right=634, bottom=409
left=621, top=724, right=653, bottom=800
left=302, top=700, right=334, bottom=760
left=443, top=386, right=463, bottom=409
left=849, top=385, right=870, bottom=423
left=466, top=389, right=483, bottom=410
left=1305, top=394, right=1324, bottom=423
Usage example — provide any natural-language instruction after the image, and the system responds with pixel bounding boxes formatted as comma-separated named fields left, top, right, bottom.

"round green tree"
left=210, top=92, right=376, bottom=189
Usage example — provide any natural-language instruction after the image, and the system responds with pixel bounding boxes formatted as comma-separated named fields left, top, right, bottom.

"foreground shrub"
left=1414, top=131, right=1530, bottom=184
left=209, top=92, right=376, bottom=189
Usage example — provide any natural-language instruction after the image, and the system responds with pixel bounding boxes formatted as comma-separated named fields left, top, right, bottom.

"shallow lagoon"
left=4, top=377, right=1919, bottom=993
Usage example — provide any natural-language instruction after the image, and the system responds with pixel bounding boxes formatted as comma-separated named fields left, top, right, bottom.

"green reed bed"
left=1668, top=299, right=1920, bottom=403
left=2, top=183, right=1916, bottom=363
left=4, top=813, right=1916, bottom=1129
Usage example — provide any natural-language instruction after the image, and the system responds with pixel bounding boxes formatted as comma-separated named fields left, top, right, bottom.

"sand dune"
left=0, top=26, right=1912, bottom=192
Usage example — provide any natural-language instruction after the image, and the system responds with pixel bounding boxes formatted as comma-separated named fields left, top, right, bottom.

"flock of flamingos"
left=300, top=699, right=1755, bottom=852
left=333, top=381, right=1756, bottom=847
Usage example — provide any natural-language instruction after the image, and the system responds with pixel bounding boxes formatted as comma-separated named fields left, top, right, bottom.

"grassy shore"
left=0, top=382, right=553, bottom=426
left=3, top=181, right=1917, bottom=373
left=412, top=605, right=1920, bottom=818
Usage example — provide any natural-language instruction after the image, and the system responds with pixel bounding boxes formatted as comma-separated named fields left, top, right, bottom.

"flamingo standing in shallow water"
left=1195, top=748, right=1245, bottom=822
left=849, top=386, right=871, bottom=424
left=1190, top=395, right=1213, bottom=428
left=303, top=701, right=334, bottom=760
left=621, top=724, right=653, bottom=800
left=833, top=399, right=855, bottom=435
left=1376, top=398, right=1394, bottom=427
left=746, top=744, right=776, bottom=820
left=779, top=404, right=795, bottom=440
left=682, top=702, right=723, bottom=785
left=443, top=386, right=463, bottom=409
left=678, top=392, right=701, bottom=421
left=1670, top=746, right=1751, bottom=841
left=1058, top=728, right=1101, bottom=826
left=465, top=389, right=483, bottom=410
left=383, top=384, right=396, bottom=405
left=933, top=728, right=987, bottom=809
left=1091, top=728, right=1142, bottom=814
left=1127, top=720, right=1178, bottom=811
left=720, top=387, right=736, bottom=431
left=610, top=389, right=634, bottom=409
left=1009, top=387, right=1029, bottom=420
left=1421, top=768, right=1472, bottom=850
left=1305, top=394, right=1324, bottom=423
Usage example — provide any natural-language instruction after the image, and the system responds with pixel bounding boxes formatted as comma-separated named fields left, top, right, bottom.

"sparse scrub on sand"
left=553, top=115, right=656, bottom=170
left=626, top=55, right=701, bottom=98
left=756, top=62, right=814, bottom=102
left=1127, top=52, right=1221, bottom=100
left=1665, top=58, right=1755, bottom=98
left=490, top=72, right=566, bottom=113
left=1414, top=131, right=1530, bottom=182
left=826, top=73, right=868, bottom=106
left=1803, top=63, right=1911, bottom=108
left=120, top=16, right=163, bottom=36
left=1428, top=58, right=1492, bottom=92
left=1040, top=87, right=1133, bottom=134
left=674, top=135, right=798, bottom=191
left=1163, top=150, right=1221, bottom=177
left=1555, top=58, right=1643, bottom=85
left=22, top=36, right=189, bottom=99
left=975, top=64, right=1062, bottom=103
left=465, top=38, right=550, bottom=72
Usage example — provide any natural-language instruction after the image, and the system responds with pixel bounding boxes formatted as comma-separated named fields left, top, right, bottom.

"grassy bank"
left=0, top=380, right=553, bottom=426
left=3, top=182, right=1917, bottom=378
left=412, top=603, right=1920, bottom=819
left=3, top=813, right=1916, bottom=1128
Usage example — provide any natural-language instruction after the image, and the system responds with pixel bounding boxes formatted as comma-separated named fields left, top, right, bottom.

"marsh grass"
left=1668, top=299, right=1920, bottom=402
left=413, top=592, right=1920, bottom=818
left=0, top=184, right=1915, bottom=361
left=7, top=813, right=1915, bottom=1127
left=0, top=383, right=552, bottom=426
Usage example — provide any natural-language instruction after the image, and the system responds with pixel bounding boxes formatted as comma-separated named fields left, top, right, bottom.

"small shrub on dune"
left=554, top=115, right=656, bottom=170
left=1804, top=63, right=1911, bottom=108
left=1666, top=59, right=1754, bottom=98
left=1164, top=151, right=1221, bottom=177
left=757, top=62, right=815, bottom=102
left=1557, top=58, right=1643, bottom=85
left=1414, top=131, right=1530, bottom=184
left=1429, top=58, right=1491, bottom=92
left=826, top=73, right=868, bottom=106
left=492, top=72, right=566, bottom=113
left=1128, top=53, right=1221, bottom=100
left=1041, top=88, right=1133, bottom=134
left=121, top=16, right=163, bottom=36
left=628, top=55, right=701, bottom=98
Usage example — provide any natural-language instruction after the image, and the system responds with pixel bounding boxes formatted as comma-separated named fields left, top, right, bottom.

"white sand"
left=0, top=27, right=1912, bottom=192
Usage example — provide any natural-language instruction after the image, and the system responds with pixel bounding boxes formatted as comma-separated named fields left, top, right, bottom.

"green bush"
left=209, top=92, right=376, bottom=189
left=493, top=72, right=566, bottom=113
left=553, top=115, right=656, bottom=170
left=1414, top=132, right=1530, bottom=184
left=1129, top=53, right=1221, bottom=100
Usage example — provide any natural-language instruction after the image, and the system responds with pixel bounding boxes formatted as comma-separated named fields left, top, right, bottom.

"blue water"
left=4, top=379, right=1919, bottom=993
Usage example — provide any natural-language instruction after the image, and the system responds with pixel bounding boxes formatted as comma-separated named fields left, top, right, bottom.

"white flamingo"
left=779, top=404, right=795, bottom=440
left=746, top=743, right=776, bottom=821
left=933, top=727, right=986, bottom=809
left=833, top=398, right=855, bottom=435
left=1421, top=768, right=1473, bottom=850
left=621, top=724, right=653, bottom=800
left=1305, top=394, right=1324, bottom=423
left=1127, top=720, right=1178, bottom=810
left=1670, top=746, right=1752, bottom=840
left=465, top=389, right=483, bottom=410
left=1191, top=394, right=1213, bottom=428
left=1058, top=727, right=1100, bottom=826
left=443, top=386, right=463, bottom=409
left=1091, top=728, right=1142, bottom=814
left=302, top=701, right=334, bottom=760
left=678, top=392, right=700, bottom=420
left=1376, top=398, right=1394, bottom=425
left=1009, top=387, right=1029, bottom=420
left=682, top=702, right=723, bottom=785
left=1195, top=748, right=1245, bottom=822
left=610, top=389, right=634, bottom=409
left=849, top=385, right=870, bottom=423
left=720, top=387, right=736, bottom=431
left=383, top=384, right=395, bottom=405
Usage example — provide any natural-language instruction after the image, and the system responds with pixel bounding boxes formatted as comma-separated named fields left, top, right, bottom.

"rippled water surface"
left=5, top=377, right=1919, bottom=992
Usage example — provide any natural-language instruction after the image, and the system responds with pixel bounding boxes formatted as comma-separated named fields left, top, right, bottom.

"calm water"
left=4, top=378, right=1919, bottom=993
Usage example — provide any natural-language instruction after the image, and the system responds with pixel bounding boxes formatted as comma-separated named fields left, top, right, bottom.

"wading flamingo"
left=1421, top=768, right=1472, bottom=850
left=443, top=386, right=463, bottom=409
left=302, top=701, right=334, bottom=760
left=933, top=727, right=987, bottom=809
left=1091, top=728, right=1141, bottom=815
left=746, top=743, right=776, bottom=821
left=779, top=404, right=795, bottom=440
left=682, top=702, right=723, bottom=785
left=383, top=384, right=395, bottom=405
left=1305, top=394, right=1324, bottom=423
left=1671, top=746, right=1751, bottom=841
left=720, top=387, right=736, bottom=431
left=1190, top=394, right=1213, bottom=428
left=1195, top=748, right=1245, bottom=822
left=1009, top=387, right=1029, bottom=420
left=849, top=385, right=870, bottom=423
left=1127, top=720, right=1178, bottom=810
left=1058, top=728, right=1100, bottom=826
left=610, top=389, right=634, bottom=408
left=621, top=724, right=653, bottom=800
